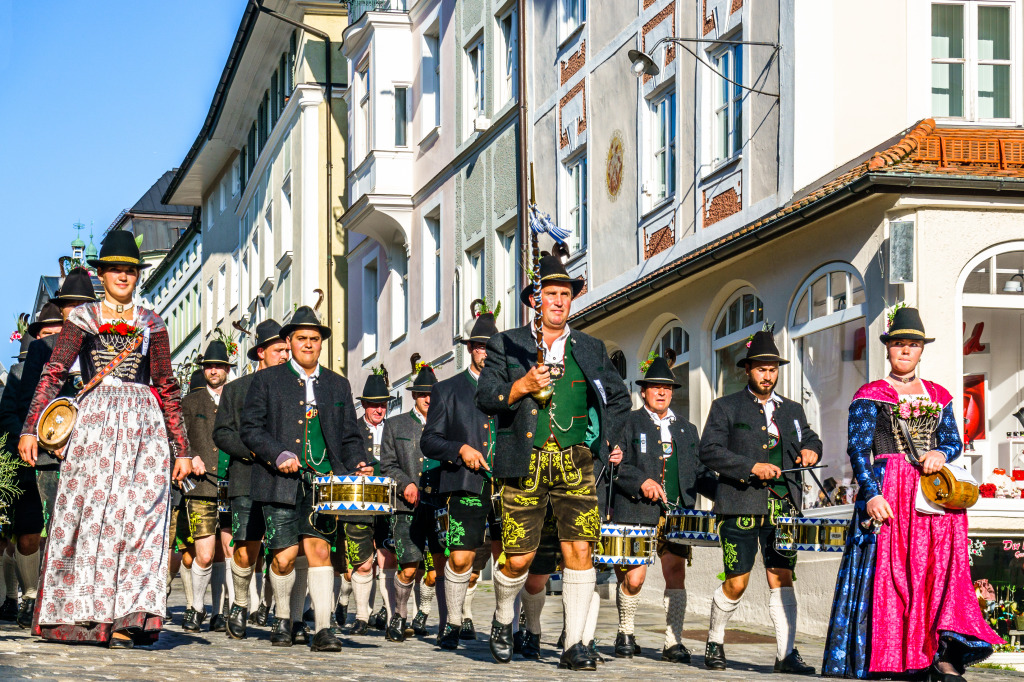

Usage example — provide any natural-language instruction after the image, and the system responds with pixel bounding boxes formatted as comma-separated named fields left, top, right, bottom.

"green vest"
left=534, top=344, right=589, bottom=448
left=217, top=449, right=231, bottom=478
left=662, top=439, right=680, bottom=504
left=302, top=412, right=331, bottom=475
left=768, top=440, right=787, bottom=498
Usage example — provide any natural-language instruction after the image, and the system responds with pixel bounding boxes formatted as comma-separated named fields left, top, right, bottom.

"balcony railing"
left=347, top=0, right=406, bottom=25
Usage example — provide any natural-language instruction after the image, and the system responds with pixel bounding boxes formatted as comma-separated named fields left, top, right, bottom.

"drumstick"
left=775, top=464, right=827, bottom=475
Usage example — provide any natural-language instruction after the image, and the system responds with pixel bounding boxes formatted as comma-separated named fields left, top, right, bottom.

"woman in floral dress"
left=822, top=307, right=1000, bottom=681
left=19, top=230, right=191, bottom=648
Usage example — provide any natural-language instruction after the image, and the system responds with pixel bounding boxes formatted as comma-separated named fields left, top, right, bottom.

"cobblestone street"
left=0, top=580, right=1020, bottom=681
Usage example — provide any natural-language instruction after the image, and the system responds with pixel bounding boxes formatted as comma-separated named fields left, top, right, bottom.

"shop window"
left=964, top=250, right=1024, bottom=296
left=713, top=289, right=764, bottom=396
left=651, top=321, right=691, bottom=419
left=967, top=535, right=1024, bottom=651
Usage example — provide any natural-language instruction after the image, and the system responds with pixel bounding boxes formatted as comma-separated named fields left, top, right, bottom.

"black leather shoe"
left=614, top=631, right=635, bottom=658
left=0, top=597, right=19, bottom=621
left=349, top=619, right=369, bottom=636
left=386, top=614, right=406, bottom=642
left=311, top=627, right=343, bottom=652
left=292, top=620, right=310, bottom=645
left=226, top=604, right=248, bottom=639
left=705, top=641, right=727, bottom=670
left=250, top=602, right=270, bottom=626
left=928, top=663, right=967, bottom=682
left=521, top=630, right=541, bottom=659
left=489, top=619, right=514, bottom=664
left=411, top=610, right=428, bottom=636
left=774, top=648, right=815, bottom=675
left=370, top=605, right=387, bottom=630
left=459, top=617, right=476, bottom=640
left=270, top=618, right=293, bottom=647
left=437, top=622, right=460, bottom=649
left=108, top=635, right=134, bottom=650
left=662, top=643, right=692, bottom=663
left=16, top=597, right=34, bottom=629
left=209, top=613, right=226, bottom=632
left=587, top=640, right=605, bottom=663
left=303, top=607, right=314, bottom=623
left=329, top=612, right=344, bottom=636
left=557, top=629, right=566, bottom=649
left=182, top=607, right=204, bottom=633
left=558, top=642, right=597, bottom=671
left=513, top=629, right=524, bottom=654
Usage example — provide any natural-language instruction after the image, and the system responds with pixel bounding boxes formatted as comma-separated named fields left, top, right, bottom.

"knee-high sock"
left=191, top=562, right=213, bottom=613
left=224, top=558, right=235, bottom=606
left=338, top=573, right=352, bottom=609
left=521, top=587, right=546, bottom=635
left=708, top=586, right=741, bottom=644
left=308, top=566, right=334, bottom=632
left=561, top=568, right=596, bottom=649
left=249, top=569, right=260, bottom=611
left=380, top=568, right=396, bottom=621
left=393, top=574, right=415, bottom=620
left=663, top=588, right=687, bottom=648
left=616, top=583, right=641, bottom=635
left=14, top=549, right=40, bottom=600
left=211, top=561, right=226, bottom=615
left=769, top=586, right=797, bottom=660
left=416, top=579, right=434, bottom=616
left=492, top=569, right=527, bottom=626
left=291, top=556, right=309, bottom=623
left=351, top=570, right=374, bottom=621
left=511, top=591, right=522, bottom=633
left=269, top=569, right=295, bottom=621
left=180, top=563, right=194, bottom=610
left=368, top=568, right=378, bottom=612
left=231, top=560, right=255, bottom=609
left=463, top=583, right=477, bottom=622
left=582, top=590, right=601, bottom=645
left=435, top=569, right=447, bottom=626
left=444, top=564, right=472, bottom=626
left=2, top=553, right=16, bottom=600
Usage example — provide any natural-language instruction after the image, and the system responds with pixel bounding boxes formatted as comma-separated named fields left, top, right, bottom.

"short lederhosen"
left=656, top=515, right=693, bottom=561
left=263, top=479, right=338, bottom=551
left=9, top=466, right=44, bottom=537
left=529, top=507, right=562, bottom=575
left=499, top=444, right=599, bottom=554
left=717, top=498, right=797, bottom=576
left=390, top=494, right=445, bottom=566
left=182, top=497, right=220, bottom=541
left=445, top=481, right=501, bottom=554
left=344, top=517, right=390, bottom=569
left=230, top=495, right=265, bottom=544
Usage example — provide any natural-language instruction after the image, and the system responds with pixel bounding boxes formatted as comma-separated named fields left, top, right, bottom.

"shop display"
left=969, top=535, right=1024, bottom=651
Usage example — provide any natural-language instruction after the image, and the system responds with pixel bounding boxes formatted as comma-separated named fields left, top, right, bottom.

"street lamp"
left=627, top=48, right=659, bottom=77
left=627, top=36, right=781, bottom=98
left=1003, top=273, right=1024, bottom=293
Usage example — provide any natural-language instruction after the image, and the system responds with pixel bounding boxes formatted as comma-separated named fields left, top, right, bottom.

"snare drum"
left=662, top=509, right=719, bottom=547
left=774, top=516, right=850, bottom=552
left=217, top=480, right=229, bottom=513
left=594, top=524, right=658, bottom=567
left=312, top=475, right=396, bottom=516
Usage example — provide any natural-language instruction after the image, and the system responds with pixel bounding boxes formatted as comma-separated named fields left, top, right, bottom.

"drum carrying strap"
left=75, top=334, right=145, bottom=399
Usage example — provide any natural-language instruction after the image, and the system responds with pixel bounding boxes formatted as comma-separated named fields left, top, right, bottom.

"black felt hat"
left=200, top=339, right=235, bottom=367
left=187, top=368, right=207, bottom=393
left=27, top=302, right=64, bottom=338
left=519, top=252, right=586, bottom=306
left=738, top=329, right=789, bottom=368
left=87, top=229, right=150, bottom=269
left=358, top=372, right=391, bottom=403
left=880, top=306, right=935, bottom=344
left=51, top=267, right=97, bottom=305
left=280, top=305, right=331, bottom=341
left=637, top=356, right=682, bottom=388
left=13, top=333, right=34, bottom=361
left=463, top=312, right=499, bottom=344
left=247, top=319, right=285, bottom=361
left=407, top=355, right=437, bottom=393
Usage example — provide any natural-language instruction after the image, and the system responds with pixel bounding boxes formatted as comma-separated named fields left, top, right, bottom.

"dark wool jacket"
left=241, top=363, right=365, bottom=506
left=611, top=408, right=717, bottom=526
left=15, top=336, right=79, bottom=468
left=181, top=388, right=222, bottom=499
left=698, top=389, right=822, bottom=515
left=421, top=370, right=490, bottom=495
left=475, top=325, right=631, bottom=479
left=212, top=372, right=256, bottom=499
left=379, top=410, right=431, bottom=513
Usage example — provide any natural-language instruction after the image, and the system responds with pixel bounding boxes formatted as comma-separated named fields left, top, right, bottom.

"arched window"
left=648, top=322, right=690, bottom=418
left=609, top=350, right=627, bottom=380
left=789, top=263, right=868, bottom=508
left=712, top=289, right=764, bottom=395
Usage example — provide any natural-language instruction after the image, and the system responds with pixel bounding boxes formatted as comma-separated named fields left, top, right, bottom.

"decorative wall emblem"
left=606, top=131, right=624, bottom=201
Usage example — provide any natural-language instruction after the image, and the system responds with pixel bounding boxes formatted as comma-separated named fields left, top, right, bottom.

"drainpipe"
left=517, top=0, right=529, bottom=321
left=250, top=0, right=336, bottom=369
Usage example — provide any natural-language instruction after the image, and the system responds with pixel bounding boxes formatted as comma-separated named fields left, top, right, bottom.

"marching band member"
left=698, top=326, right=821, bottom=674
left=240, top=305, right=369, bottom=652
left=610, top=355, right=716, bottom=663
left=476, top=253, right=630, bottom=671
left=212, top=319, right=290, bottom=639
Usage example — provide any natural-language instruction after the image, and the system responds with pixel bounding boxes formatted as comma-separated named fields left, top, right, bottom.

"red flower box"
left=979, top=483, right=997, bottom=498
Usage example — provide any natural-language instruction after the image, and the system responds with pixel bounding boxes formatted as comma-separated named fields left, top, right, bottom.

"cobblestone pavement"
left=0, top=580, right=1020, bottom=681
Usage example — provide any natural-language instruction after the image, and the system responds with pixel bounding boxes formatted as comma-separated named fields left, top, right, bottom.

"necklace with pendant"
left=888, top=372, right=916, bottom=384
left=103, top=299, right=135, bottom=315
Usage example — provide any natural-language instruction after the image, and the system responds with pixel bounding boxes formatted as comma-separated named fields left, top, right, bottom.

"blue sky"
left=0, top=0, right=246, bottom=367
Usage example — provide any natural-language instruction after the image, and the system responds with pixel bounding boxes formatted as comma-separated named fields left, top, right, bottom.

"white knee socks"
left=561, top=568, right=596, bottom=649
left=616, top=583, right=641, bottom=635
left=211, top=561, right=226, bottom=615
left=417, top=579, right=434, bottom=615
left=14, top=549, right=39, bottom=600
left=308, top=566, right=334, bottom=632
left=180, top=564, right=193, bottom=610
left=582, top=590, right=601, bottom=645
left=191, top=562, right=213, bottom=613
left=248, top=569, right=260, bottom=611
left=269, top=568, right=295, bottom=620
left=769, top=586, right=797, bottom=660
left=521, top=587, right=546, bottom=635
left=231, top=561, right=255, bottom=609
left=444, top=564, right=472, bottom=626
left=492, top=569, right=527, bottom=626
left=224, top=558, right=235, bottom=605
left=393, top=574, right=415, bottom=620
left=463, top=583, right=477, bottom=621
left=338, top=573, right=352, bottom=610
left=663, top=588, right=687, bottom=648
left=708, top=586, right=741, bottom=644
left=290, top=556, right=309, bottom=623
left=351, top=570, right=374, bottom=621
left=380, top=568, right=396, bottom=622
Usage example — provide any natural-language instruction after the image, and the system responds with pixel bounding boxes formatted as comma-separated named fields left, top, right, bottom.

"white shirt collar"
left=206, top=386, right=221, bottom=406
left=364, top=417, right=384, bottom=442
left=748, top=387, right=781, bottom=405
left=412, top=406, right=427, bottom=424
left=542, top=326, right=571, bottom=364
left=468, top=366, right=480, bottom=380
left=644, top=406, right=675, bottom=442
left=291, top=359, right=320, bottom=404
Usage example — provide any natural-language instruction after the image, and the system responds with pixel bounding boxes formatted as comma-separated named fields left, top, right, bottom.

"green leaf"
left=135, top=234, right=144, bottom=249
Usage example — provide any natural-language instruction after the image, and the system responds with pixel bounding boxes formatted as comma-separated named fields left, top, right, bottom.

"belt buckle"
left=541, top=439, right=560, bottom=453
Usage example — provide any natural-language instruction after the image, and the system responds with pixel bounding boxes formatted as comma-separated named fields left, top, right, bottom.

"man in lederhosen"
left=698, top=327, right=821, bottom=674
left=476, top=253, right=631, bottom=670
left=179, top=339, right=234, bottom=633
left=0, top=331, right=32, bottom=621
left=241, top=306, right=369, bottom=652
left=421, top=311, right=503, bottom=650
left=379, top=356, right=444, bottom=642
left=609, top=355, right=716, bottom=663
left=344, top=369, right=392, bottom=635
left=213, top=319, right=290, bottom=639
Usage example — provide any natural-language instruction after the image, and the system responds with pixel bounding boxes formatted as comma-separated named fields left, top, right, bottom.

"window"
left=394, top=86, right=408, bottom=147
left=790, top=264, right=866, bottom=330
left=230, top=251, right=240, bottom=309
left=278, top=267, right=292, bottom=316
left=205, top=279, right=214, bottom=330
left=362, top=260, right=378, bottom=358
left=466, top=38, right=485, bottom=130
left=498, top=8, right=518, bottom=105
left=932, top=2, right=1013, bottom=120
left=712, top=289, right=764, bottom=395
left=561, top=0, right=586, bottom=40
left=264, top=202, right=274, bottom=274
left=466, top=243, right=485, bottom=332
left=497, top=228, right=519, bottom=329
left=422, top=30, right=441, bottom=137
left=650, top=90, right=676, bottom=202
left=241, top=250, right=250, bottom=310
left=650, top=322, right=691, bottom=419
left=963, top=249, right=1024, bottom=296
left=206, top=194, right=215, bottom=229
left=281, top=176, right=293, bottom=253
left=231, top=158, right=241, bottom=196
left=564, top=154, right=588, bottom=252
left=279, top=53, right=289, bottom=109
left=271, top=70, right=280, bottom=127
left=711, top=42, right=743, bottom=163
left=287, top=32, right=297, bottom=94
left=391, top=250, right=409, bottom=341
left=422, top=213, right=441, bottom=320
left=217, top=265, right=226, bottom=321
left=247, top=124, right=257, bottom=177
left=219, top=177, right=228, bottom=212
left=610, top=350, right=627, bottom=380
left=359, top=62, right=371, bottom=157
